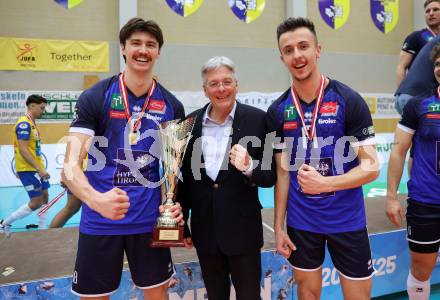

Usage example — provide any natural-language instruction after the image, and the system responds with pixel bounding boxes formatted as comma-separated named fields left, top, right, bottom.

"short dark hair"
left=119, top=18, right=164, bottom=49
left=430, top=43, right=440, bottom=62
left=424, top=0, right=440, bottom=9
left=276, top=17, right=317, bottom=44
left=26, top=94, right=47, bottom=106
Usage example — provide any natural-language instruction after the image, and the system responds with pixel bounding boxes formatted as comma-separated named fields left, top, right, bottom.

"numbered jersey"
left=70, top=75, right=185, bottom=235
left=266, top=79, right=375, bottom=234
left=13, top=115, right=44, bottom=172
left=399, top=90, right=440, bottom=205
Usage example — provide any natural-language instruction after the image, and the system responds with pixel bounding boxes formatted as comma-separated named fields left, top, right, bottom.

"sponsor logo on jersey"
left=111, top=93, right=124, bottom=110
left=362, top=125, right=375, bottom=135
left=148, top=100, right=166, bottom=114
left=284, top=104, right=297, bottom=121
left=426, top=113, right=440, bottom=119
left=283, top=121, right=298, bottom=130
left=18, top=122, right=29, bottom=129
left=318, top=118, right=336, bottom=125
left=109, top=110, right=126, bottom=119
left=428, top=102, right=440, bottom=112
left=319, top=101, right=338, bottom=116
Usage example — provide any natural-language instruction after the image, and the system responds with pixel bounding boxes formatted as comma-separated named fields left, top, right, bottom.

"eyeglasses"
left=206, top=79, right=236, bottom=89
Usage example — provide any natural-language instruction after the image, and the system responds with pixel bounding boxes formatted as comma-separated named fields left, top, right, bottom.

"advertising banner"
left=0, top=37, right=109, bottom=72
left=0, top=90, right=399, bottom=124
left=0, top=91, right=81, bottom=123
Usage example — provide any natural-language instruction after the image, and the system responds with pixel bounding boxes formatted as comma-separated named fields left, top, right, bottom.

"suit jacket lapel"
left=190, top=104, right=211, bottom=182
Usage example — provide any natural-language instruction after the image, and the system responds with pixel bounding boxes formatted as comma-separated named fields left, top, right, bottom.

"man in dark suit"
left=178, top=56, right=275, bottom=300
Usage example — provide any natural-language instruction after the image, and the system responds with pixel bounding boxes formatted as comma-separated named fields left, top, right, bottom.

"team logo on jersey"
left=284, top=105, right=297, bottom=121
left=113, top=149, right=157, bottom=187
left=148, top=100, right=166, bottom=114
left=428, top=102, right=440, bottom=113
left=283, top=121, right=298, bottom=131
left=318, top=0, right=350, bottom=30
left=301, top=157, right=336, bottom=198
left=319, top=101, right=338, bottom=116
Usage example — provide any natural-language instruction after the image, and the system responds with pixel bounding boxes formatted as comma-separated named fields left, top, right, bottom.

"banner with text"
left=0, top=37, right=109, bottom=72
left=0, top=91, right=399, bottom=124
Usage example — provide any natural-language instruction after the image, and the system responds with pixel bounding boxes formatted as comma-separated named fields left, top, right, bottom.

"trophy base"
left=150, top=225, right=185, bottom=248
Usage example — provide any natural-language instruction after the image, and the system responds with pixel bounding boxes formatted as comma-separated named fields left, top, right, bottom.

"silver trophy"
left=151, top=116, right=196, bottom=247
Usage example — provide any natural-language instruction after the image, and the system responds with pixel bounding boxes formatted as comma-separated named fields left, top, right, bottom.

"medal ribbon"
left=26, top=113, right=40, bottom=138
left=427, top=27, right=437, bottom=37
left=290, top=75, right=326, bottom=143
left=118, top=72, right=156, bottom=132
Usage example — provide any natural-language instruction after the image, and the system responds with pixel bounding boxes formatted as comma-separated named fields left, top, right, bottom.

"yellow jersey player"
left=0, top=95, right=50, bottom=234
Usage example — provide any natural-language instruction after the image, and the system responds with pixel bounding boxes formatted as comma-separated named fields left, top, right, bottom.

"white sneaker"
left=0, top=220, right=11, bottom=236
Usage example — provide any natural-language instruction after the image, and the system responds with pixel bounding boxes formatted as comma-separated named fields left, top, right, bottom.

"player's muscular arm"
left=386, top=128, right=412, bottom=227
left=396, top=51, right=414, bottom=86
left=298, top=145, right=380, bottom=194
left=274, top=152, right=296, bottom=258
left=62, top=132, right=130, bottom=220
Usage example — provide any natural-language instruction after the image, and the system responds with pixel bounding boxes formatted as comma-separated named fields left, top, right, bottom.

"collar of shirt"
left=202, top=101, right=237, bottom=127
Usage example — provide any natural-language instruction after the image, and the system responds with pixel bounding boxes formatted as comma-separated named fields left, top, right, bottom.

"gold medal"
left=129, top=131, right=138, bottom=145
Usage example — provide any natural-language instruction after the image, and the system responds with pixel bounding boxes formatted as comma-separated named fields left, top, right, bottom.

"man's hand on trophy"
left=229, top=144, right=251, bottom=172
left=184, top=237, right=193, bottom=249
left=159, top=202, right=185, bottom=226
left=91, top=188, right=130, bottom=220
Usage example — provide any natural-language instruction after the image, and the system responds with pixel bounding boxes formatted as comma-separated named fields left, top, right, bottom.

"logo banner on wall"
left=370, top=0, right=399, bottom=34
left=0, top=37, right=109, bottom=72
left=0, top=91, right=81, bottom=124
left=318, top=0, right=350, bottom=30
left=228, top=0, right=265, bottom=23
left=165, top=0, right=204, bottom=17
left=54, top=0, right=83, bottom=9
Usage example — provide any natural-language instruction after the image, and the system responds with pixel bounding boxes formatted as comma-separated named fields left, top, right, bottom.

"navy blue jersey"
left=399, top=89, right=440, bottom=205
left=396, top=35, right=440, bottom=97
left=402, top=28, right=435, bottom=69
left=266, top=79, right=375, bottom=234
left=70, top=75, right=184, bottom=235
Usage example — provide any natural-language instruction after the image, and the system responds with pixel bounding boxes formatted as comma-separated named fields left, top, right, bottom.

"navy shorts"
left=406, top=198, right=440, bottom=253
left=71, top=232, right=175, bottom=297
left=17, top=171, right=50, bottom=198
left=287, top=226, right=375, bottom=280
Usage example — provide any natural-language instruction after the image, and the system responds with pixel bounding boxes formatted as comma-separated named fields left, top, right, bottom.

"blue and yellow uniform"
left=13, top=115, right=49, bottom=198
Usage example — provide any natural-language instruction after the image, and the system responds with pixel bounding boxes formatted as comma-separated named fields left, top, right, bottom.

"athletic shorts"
left=17, top=171, right=50, bottom=198
left=394, top=93, right=413, bottom=115
left=287, top=226, right=375, bottom=280
left=71, top=232, right=175, bottom=297
left=406, top=198, right=440, bottom=253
